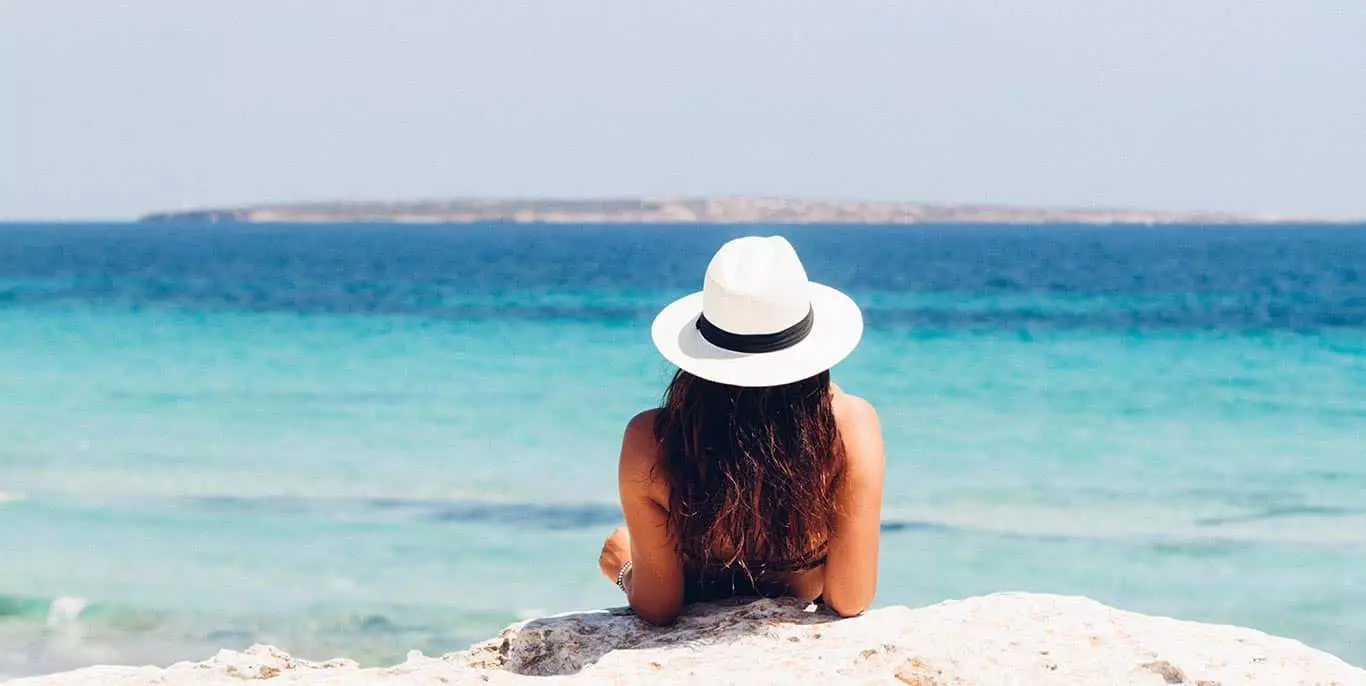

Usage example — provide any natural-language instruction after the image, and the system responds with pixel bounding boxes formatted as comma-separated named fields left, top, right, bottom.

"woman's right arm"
left=617, top=410, right=686, bottom=625
left=820, top=396, right=886, bottom=617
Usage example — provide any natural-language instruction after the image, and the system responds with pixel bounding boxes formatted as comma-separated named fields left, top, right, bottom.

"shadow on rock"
left=463, top=596, right=839, bottom=677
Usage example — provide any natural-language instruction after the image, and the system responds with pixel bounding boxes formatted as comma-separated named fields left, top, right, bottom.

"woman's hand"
left=598, top=526, right=631, bottom=580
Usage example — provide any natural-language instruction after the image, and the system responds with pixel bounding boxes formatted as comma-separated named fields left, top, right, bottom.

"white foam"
left=45, top=598, right=88, bottom=628
left=0, top=491, right=23, bottom=504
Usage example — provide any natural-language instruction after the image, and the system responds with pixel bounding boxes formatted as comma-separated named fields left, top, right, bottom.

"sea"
left=1, top=222, right=1363, bottom=678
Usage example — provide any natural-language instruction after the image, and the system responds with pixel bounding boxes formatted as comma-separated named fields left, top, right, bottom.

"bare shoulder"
left=833, top=388, right=880, bottom=433
left=624, top=408, right=661, bottom=445
left=619, top=408, right=664, bottom=487
left=832, top=389, right=885, bottom=476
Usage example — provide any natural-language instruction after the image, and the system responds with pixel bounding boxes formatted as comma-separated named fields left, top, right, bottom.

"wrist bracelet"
left=615, top=560, right=633, bottom=592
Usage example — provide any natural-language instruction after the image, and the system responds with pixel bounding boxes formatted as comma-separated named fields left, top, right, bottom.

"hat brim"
left=650, top=283, right=864, bottom=388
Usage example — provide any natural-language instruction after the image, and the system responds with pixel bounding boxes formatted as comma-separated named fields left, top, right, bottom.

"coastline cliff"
left=138, top=197, right=1329, bottom=225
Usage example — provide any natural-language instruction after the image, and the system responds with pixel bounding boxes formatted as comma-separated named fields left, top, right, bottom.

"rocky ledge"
left=12, top=593, right=1364, bottom=685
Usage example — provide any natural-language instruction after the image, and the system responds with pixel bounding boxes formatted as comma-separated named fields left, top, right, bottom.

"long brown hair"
left=652, top=369, right=844, bottom=576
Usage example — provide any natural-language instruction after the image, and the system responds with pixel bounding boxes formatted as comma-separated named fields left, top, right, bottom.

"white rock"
left=9, top=593, right=1363, bottom=685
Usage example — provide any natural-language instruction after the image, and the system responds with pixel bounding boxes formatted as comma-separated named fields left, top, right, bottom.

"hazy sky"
left=2, top=1, right=1363, bottom=220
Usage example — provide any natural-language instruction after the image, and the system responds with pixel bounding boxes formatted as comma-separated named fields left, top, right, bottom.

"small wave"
left=408, top=501, right=623, bottom=530
left=1149, top=540, right=1248, bottom=558
left=0, top=594, right=91, bottom=627
left=184, top=496, right=972, bottom=533
left=46, top=597, right=88, bottom=628
left=1195, top=504, right=1364, bottom=527
left=0, top=593, right=53, bottom=619
left=873, top=501, right=1366, bottom=549
left=94, top=494, right=1366, bottom=547
left=187, top=495, right=625, bottom=530
left=0, top=491, right=24, bottom=504
left=0, top=594, right=162, bottom=631
left=878, top=520, right=957, bottom=534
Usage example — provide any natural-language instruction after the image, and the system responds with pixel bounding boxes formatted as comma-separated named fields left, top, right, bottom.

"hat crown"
left=701, top=236, right=811, bottom=335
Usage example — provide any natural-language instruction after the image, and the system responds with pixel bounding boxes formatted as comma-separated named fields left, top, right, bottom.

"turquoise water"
left=1, top=223, right=1363, bottom=676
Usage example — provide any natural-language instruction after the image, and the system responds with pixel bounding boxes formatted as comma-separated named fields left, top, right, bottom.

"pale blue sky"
left=2, top=1, right=1363, bottom=220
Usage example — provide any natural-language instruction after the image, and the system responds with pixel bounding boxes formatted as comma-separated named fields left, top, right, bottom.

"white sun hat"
left=651, top=235, right=864, bottom=388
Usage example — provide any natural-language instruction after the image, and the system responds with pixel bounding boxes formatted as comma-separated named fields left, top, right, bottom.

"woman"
left=597, top=235, right=885, bottom=625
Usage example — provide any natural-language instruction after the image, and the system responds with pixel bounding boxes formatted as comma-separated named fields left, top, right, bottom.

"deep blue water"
left=3, top=223, right=1365, bottom=330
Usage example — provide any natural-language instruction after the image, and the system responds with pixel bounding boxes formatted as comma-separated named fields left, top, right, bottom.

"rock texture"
left=11, top=593, right=1364, bottom=685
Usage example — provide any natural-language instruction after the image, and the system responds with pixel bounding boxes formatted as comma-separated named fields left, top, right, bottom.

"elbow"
left=628, top=593, right=683, bottom=626
left=632, top=604, right=680, bottom=626
left=821, top=565, right=878, bottom=618
left=824, top=597, right=869, bottom=618
left=822, top=586, right=874, bottom=618
left=623, top=576, right=684, bottom=626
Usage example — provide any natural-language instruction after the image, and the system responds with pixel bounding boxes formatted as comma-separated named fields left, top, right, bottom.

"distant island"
left=140, top=197, right=1332, bottom=225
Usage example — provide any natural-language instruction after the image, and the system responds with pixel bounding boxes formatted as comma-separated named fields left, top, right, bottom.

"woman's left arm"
left=820, top=396, right=886, bottom=617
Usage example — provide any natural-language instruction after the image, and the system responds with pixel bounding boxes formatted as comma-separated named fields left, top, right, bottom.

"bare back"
left=615, top=383, right=886, bottom=624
